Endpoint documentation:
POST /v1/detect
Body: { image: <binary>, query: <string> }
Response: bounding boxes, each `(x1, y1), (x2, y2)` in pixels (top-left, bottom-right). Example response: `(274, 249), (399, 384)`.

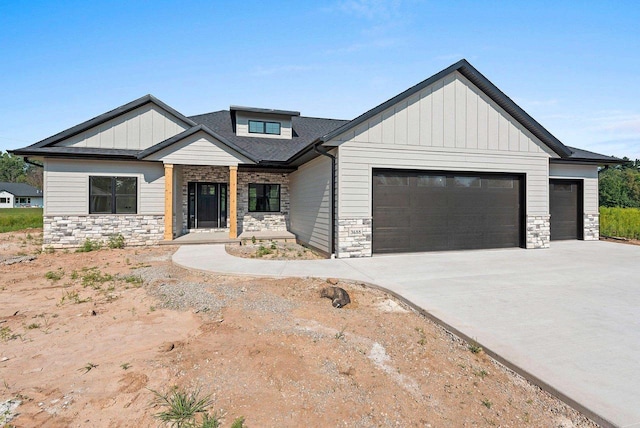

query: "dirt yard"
(0, 230), (597, 427)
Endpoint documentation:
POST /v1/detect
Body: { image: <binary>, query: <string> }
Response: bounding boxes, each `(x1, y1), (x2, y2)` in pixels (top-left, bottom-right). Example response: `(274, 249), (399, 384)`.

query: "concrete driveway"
(173, 240), (640, 428)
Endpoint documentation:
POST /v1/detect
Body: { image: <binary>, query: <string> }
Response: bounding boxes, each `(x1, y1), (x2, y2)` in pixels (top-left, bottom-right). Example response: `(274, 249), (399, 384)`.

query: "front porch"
(162, 164), (293, 243)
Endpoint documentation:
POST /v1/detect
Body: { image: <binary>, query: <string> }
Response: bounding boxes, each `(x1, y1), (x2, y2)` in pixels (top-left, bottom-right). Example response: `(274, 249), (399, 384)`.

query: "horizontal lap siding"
(44, 159), (165, 215)
(289, 155), (331, 253)
(550, 164), (599, 213)
(338, 145), (549, 217)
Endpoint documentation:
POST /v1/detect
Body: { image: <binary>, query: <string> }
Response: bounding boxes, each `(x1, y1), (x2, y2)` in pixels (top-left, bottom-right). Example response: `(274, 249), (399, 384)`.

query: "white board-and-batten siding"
(44, 159), (165, 216)
(550, 164), (599, 214)
(58, 104), (189, 151)
(289, 155), (332, 254)
(143, 131), (253, 166)
(332, 71), (554, 217)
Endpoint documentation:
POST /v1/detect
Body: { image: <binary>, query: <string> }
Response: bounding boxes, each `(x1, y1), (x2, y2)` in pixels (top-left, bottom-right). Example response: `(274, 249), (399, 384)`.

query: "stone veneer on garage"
(43, 215), (164, 248)
(526, 215), (551, 249)
(337, 217), (372, 258)
(583, 213), (599, 240)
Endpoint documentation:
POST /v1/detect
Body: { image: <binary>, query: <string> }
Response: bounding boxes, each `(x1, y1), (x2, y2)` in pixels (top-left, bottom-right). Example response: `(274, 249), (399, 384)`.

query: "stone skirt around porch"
(238, 230), (296, 243)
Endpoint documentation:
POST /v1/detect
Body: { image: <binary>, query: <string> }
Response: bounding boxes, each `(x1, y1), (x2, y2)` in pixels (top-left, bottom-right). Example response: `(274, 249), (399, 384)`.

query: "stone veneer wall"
(583, 213), (599, 240)
(526, 215), (550, 249)
(337, 217), (372, 258)
(181, 166), (230, 234)
(43, 215), (164, 248)
(237, 171), (290, 234)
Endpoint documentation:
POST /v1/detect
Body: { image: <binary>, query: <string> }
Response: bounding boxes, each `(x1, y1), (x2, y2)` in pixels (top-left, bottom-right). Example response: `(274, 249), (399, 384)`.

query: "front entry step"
(163, 230), (239, 245)
(238, 230), (296, 243)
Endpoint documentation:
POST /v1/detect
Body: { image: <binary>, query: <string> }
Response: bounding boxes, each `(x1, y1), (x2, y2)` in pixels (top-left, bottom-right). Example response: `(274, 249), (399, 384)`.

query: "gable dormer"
(231, 106), (299, 140)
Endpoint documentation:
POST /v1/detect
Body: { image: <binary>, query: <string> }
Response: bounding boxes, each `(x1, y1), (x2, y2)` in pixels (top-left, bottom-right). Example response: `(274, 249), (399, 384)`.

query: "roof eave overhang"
(10, 149), (140, 161)
(550, 157), (625, 166)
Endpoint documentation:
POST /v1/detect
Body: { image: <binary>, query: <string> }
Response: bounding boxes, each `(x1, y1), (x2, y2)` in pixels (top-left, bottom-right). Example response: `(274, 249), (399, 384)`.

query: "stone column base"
(583, 213), (599, 240)
(337, 217), (372, 258)
(526, 215), (550, 249)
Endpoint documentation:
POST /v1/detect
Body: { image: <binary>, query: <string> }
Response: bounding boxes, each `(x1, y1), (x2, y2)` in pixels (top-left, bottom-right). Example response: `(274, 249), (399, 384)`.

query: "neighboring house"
(11, 60), (619, 256)
(0, 182), (43, 208)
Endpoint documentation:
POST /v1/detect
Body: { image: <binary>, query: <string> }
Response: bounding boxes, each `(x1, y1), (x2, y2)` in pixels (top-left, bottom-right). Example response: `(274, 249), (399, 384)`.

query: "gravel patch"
(149, 281), (226, 314)
(242, 292), (296, 314)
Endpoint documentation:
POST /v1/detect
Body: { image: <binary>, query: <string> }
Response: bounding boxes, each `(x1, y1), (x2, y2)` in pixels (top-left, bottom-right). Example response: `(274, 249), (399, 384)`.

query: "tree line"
(599, 157), (640, 208)
(0, 151), (43, 189)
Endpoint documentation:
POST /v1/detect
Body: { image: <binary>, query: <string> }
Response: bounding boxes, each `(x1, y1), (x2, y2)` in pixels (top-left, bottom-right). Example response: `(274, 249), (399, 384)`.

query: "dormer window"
(248, 120), (281, 135)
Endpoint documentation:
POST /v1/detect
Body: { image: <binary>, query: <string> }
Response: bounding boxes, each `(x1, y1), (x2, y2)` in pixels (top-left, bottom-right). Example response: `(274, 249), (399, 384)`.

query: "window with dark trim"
(0, 197), (8, 203)
(248, 183), (280, 212)
(89, 176), (137, 214)
(248, 120), (281, 135)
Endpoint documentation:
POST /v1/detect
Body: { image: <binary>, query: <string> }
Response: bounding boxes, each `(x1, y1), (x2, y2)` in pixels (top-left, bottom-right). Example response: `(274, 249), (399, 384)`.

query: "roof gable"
(138, 125), (257, 165)
(319, 59), (573, 158)
(25, 95), (196, 150)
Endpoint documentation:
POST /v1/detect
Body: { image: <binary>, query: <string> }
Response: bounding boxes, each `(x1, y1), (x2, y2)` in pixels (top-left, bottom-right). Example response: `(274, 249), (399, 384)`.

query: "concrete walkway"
(173, 241), (640, 428)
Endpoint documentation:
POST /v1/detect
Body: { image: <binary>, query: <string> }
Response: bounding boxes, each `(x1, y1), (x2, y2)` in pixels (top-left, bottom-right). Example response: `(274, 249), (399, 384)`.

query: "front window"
(17, 197), (31, 204)
(248, 183), (280, 212)
(0, 197), (8, 203)
(248, 120), (281, 135)
(89, 176), (137, 214)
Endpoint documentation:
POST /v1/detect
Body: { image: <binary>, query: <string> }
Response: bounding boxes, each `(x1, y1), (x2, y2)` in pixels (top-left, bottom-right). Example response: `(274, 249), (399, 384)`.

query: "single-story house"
(0, 182), (43, 208)
(11, 60), (619, 257)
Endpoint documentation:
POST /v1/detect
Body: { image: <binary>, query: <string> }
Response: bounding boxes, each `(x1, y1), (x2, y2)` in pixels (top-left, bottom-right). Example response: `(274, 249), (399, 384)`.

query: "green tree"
(599, 157), (640, 207)
(0, 151), (43, 187)
(0, 151), (28, 182)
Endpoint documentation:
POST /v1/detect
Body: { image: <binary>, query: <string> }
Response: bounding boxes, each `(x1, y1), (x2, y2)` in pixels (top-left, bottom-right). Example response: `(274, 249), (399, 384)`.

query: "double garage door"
(373, 170), (523, 253)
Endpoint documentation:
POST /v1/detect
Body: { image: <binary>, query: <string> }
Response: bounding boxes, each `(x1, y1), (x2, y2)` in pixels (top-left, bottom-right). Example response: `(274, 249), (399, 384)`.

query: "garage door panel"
(373, 170), (522, 253)
(550, 180), (582, 240)
(412, 214), (448, 229)
(373, 209), (409, 228)
(375, 228), (411, 252)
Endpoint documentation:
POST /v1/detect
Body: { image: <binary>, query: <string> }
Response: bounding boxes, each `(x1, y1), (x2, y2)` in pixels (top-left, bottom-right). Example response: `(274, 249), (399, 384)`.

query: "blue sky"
(1, 0), (639, 160)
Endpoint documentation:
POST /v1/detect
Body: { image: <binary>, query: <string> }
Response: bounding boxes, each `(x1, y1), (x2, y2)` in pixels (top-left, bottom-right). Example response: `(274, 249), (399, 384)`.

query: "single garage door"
(550, 179), (583, 240)
(373, 170), (523, 253)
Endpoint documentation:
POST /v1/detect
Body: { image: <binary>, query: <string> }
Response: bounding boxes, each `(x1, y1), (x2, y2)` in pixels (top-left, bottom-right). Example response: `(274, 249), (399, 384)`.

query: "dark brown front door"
(550, 179), (583, 240)
(373, 170), (523, 253)
(188, 182), (227, 229)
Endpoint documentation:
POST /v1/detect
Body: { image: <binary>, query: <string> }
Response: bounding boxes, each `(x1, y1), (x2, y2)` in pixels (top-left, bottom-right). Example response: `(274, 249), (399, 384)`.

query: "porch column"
(164, 163), (174, 241)
(229, 165), (238, 239)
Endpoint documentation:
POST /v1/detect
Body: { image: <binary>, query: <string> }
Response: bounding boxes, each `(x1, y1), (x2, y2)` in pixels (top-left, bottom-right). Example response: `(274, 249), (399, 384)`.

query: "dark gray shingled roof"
(553, 146), (623, 164)
(188, 111), (348, 163)
(9, 60), (622, 165)
(0, 182), (42, 197)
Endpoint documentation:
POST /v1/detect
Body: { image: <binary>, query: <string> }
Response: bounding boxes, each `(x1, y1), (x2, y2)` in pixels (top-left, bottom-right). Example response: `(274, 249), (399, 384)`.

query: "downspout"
(313, 142), (336, 257)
